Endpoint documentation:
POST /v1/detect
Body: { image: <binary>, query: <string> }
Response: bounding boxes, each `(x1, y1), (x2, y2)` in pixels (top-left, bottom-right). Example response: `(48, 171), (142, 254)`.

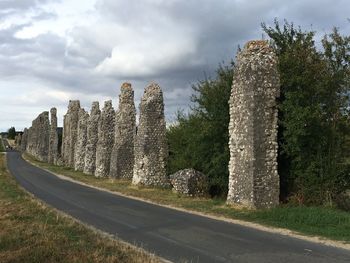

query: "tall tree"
(7, 127), (16, 140)
(262, 20), (350, 204)
(167, 63), (234, 197)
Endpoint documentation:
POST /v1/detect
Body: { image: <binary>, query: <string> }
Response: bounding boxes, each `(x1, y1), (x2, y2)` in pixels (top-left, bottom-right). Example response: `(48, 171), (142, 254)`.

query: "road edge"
(2, 152), (171, 263)
(21, 153), (350, 251)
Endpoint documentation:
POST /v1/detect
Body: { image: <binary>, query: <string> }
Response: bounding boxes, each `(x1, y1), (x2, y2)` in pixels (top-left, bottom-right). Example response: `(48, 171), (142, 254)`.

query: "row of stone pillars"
(18, 40), (280, 209)
(20, 82), (170, 188)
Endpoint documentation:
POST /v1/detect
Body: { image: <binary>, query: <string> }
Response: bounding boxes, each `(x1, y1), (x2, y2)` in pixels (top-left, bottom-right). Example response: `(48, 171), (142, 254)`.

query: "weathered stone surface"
(15, 133), (22, 147)
(61, 100), (80, 167)
(48, 107), (59, 164)
(110, 83), (136, 179)
(132, 83), (170, 187)
(20, 128), (28, 152)
(227, 40), (280, 209)
(74, 109), (89, 171)
(26, 111), (50, 162)
(84, 102), (101, 175)
(170, 169), (209, 197)
(95, 100), (115, 177)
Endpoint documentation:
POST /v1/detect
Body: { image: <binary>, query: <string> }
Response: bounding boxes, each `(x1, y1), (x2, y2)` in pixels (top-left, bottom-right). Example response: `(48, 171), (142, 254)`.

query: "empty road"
(5, 150), (350, 263)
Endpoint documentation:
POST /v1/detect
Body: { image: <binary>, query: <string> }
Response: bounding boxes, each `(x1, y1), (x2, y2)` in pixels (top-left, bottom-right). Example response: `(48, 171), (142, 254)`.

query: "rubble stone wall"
(20, 128), (28, 152)
(61, 100), (80, 167)
(110, 83), (136, 179)
(227, 40), (280, 209)
(48, 107), (59, 164)
(132, 83), (170, 187)
(74, 109), (89, 171)
(83, 102), (101, 175)
(95, 100), (115, 177)
(26, 111), (50, 162)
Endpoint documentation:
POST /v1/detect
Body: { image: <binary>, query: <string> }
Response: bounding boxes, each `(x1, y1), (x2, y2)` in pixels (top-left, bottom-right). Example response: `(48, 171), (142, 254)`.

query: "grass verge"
(0, 137), (4, 152)
(24, 153), (350, 244)
(0, 153), (161, 263)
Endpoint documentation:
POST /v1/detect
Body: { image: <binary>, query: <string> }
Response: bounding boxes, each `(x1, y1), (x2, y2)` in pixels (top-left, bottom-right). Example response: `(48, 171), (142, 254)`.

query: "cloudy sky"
(0, 0), (349, 131)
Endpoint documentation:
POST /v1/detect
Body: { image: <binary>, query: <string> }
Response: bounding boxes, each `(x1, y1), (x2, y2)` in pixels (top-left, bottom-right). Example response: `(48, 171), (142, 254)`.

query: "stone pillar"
(95, 100), (115, 177)
(61, 100), (80, 167)
(74, 108), (89, 171)
(227, 40), (280, 209)
(84, 102), (101, 175)
(26, 111), (50, 162)
(61, 113), (69, 164)
(48, 107), (58, 164)
(21, 128), (28, 152)
(110, 83), (136, 179)
(132, 83), (170, 187)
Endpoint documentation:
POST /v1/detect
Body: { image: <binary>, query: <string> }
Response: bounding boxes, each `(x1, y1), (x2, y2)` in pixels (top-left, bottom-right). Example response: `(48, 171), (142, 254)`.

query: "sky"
(0, 0), (349, 131)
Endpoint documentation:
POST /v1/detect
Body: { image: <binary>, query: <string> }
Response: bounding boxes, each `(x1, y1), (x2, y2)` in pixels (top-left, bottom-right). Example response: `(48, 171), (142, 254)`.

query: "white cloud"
(0, 0), (350, 131)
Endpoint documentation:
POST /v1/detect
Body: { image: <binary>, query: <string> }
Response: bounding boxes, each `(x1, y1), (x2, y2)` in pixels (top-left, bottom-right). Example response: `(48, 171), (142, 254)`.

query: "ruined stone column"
(110, 83), (136, 179)
(74, 108), (89, 171)
(227, 40), (280, 209)
(26, 111), (50, 162)
(84, 102), (101, 175)
(21, 128), (28, 152)
(61, 113), (69, 164)
(95, 100), (115, 177)
(61, 100), (80, 167)
(48, 107), (58, 164)
(132, 83), (170, 187)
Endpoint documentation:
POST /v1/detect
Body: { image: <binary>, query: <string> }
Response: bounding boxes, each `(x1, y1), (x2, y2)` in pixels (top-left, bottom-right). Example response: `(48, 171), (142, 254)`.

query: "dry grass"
(0, 154), (162, 263)
(23, 153), (350, 243)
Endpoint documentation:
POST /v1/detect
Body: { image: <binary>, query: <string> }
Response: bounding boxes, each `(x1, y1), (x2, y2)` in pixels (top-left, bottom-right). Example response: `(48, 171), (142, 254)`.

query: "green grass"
(0, 154), (161, 263)
(24, 153), (350, 243)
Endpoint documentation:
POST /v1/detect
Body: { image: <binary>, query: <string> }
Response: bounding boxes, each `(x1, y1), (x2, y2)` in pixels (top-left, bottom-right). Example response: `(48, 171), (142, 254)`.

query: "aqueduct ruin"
(17, 40), (280, 209)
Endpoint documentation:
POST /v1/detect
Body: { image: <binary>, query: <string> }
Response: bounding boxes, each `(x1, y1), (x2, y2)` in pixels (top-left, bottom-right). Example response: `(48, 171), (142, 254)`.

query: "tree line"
(167, 20), (350, 208)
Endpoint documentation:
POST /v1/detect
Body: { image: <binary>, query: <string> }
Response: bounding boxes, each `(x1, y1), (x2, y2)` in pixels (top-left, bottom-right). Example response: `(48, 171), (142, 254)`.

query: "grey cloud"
(1, 0), (350, 131)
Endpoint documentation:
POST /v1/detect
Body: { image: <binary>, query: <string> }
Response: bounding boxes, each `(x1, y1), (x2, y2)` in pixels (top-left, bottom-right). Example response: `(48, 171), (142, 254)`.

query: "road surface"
(5, 150), (350, 263)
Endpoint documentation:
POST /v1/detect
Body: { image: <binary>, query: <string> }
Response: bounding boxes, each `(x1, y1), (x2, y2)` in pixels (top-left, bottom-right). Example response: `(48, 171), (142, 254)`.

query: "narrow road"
(5, 150), (350, 263)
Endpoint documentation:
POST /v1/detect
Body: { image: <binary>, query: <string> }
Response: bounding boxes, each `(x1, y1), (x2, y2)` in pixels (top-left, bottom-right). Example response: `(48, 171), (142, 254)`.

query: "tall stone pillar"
(61, 100), (80, 167)
(132, 83), (170, 187)
(21, 128), (28, 152)
(110, 83), (136, 179)
(95, 100), (115, 177)
(84, 102), (101, 175)
(74, 109), (89, 171)
(26, 111), (50, 162)
(227, 40), (280, 209)
(48, 107), (58, 164)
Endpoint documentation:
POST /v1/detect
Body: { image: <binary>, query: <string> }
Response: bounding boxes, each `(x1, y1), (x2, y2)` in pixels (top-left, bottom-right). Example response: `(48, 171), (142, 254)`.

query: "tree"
(7, 127), (16, 140)
(167, 63), (234, 197)
(262, 20), (350, 204)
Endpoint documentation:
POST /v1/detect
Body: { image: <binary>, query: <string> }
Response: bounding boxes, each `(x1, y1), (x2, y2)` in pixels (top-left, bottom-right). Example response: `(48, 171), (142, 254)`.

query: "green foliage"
(167, 63), (234, 197)
(7, 127), (16, 140)
(262, 20), (350, 205)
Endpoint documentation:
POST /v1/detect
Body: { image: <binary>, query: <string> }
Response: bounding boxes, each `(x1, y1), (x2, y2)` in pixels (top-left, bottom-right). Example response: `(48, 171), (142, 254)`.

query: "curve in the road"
(5, 151), (350, 263)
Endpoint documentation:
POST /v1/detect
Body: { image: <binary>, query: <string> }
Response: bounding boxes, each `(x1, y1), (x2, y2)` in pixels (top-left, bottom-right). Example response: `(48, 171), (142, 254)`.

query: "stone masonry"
(74, 108), (89, 171)
(132, 83), (170, 187)
(21, 128), (28, 152)
(48, 107), (59, 164)
(61, 100), (80, 167)
(227, 40), (280, 209)
(95, 100), (115, 177)
(83, 102), (101, 175)
(110, 83), (136, 179)
(26, 111), (50, 162)
(170, 169), (209, 197)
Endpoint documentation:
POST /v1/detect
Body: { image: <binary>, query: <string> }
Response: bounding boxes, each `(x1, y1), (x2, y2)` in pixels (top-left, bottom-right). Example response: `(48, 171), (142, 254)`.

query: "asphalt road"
(4, 150), (350, 263)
